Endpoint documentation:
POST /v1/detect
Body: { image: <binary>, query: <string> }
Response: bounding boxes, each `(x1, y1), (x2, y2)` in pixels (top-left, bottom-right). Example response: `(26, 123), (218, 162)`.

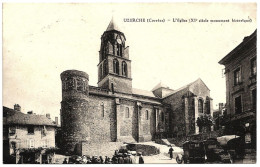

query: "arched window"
(66, 78), (75, 90)
(113, 59), (119, 75)
(102, 44), (106, 60)
(103, 60), (108, 75)
(77, 78), (84, 91)
(161, 112), (164, 122)
(206, 99), (210, 114)
(117, 43), (123, 57)
(198, 99), (203, 113)
(146, 110), (149, 120)
(122, 61), (127, 77)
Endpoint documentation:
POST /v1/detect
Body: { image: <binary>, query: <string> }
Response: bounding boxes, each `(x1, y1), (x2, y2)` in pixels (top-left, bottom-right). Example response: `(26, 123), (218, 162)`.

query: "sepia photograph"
(2, 2), (257, 164)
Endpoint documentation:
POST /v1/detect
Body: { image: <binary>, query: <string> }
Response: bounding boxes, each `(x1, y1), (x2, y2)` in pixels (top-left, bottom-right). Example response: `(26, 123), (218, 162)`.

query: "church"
(60, 19), (213, 155)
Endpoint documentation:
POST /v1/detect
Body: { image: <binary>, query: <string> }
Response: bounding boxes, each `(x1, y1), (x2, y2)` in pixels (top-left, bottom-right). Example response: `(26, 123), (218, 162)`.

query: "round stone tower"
(60, 70), (89, 154)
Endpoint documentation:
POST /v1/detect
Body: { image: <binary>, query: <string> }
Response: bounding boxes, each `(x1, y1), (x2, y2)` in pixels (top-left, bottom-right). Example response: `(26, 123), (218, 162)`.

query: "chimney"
(55, 117), (58, 125)
(14, 104), (21, 112)
(27, 111), (33, 114)
(46, 113), (51, 119)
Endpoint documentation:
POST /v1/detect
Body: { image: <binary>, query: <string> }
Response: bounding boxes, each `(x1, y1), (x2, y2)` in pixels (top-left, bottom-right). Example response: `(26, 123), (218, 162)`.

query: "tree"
(196, 114), (214, 133)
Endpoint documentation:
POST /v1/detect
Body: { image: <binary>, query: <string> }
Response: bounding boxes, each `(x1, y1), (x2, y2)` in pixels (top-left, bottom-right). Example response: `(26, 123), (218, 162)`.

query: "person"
(107, 158), (112, 164)
(99, 156), (104, 164)
(118, 154), (124, 164)
(91, 156), (98, 164)
(104, 156), (109, 164)
(87, 158), (92, 164)
(129, 153), (136, 164)
(168, 146), (174, 160)
(112, 155), (118, 164)
(62, 158), (68, 164)
(82, 155), (87, 164)
(123, 153), (128, 164)
(138, 153), (144, 164)
(114, 149), (119, 156)
(127, 153), (132, 164)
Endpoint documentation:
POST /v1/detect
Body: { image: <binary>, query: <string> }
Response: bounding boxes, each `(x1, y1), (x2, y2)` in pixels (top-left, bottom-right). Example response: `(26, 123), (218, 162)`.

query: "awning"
(217, 135), (240, 146)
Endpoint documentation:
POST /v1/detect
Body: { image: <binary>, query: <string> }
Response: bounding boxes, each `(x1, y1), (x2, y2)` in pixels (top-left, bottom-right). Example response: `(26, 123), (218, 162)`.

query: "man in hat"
(138, 153), (144, 164)
(112, 155), (118, 164)
(62, 158), (68, 164)
(168, 146), (174, 160)
(118, 153), (124, 164)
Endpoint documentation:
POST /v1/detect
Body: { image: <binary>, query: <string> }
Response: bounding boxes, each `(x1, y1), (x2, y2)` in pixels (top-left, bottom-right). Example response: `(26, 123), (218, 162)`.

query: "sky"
(2, 3), (257, 120)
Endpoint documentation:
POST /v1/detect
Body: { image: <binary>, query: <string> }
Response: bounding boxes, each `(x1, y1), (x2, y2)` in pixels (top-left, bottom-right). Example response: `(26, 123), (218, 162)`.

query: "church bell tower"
(97, 18), (132, 94)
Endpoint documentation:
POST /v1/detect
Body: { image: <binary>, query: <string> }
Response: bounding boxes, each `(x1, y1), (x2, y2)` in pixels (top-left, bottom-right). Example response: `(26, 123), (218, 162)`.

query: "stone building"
(3, 104), (57, 164)
(60, 19), (213, 155)
(219, 30), (256, 150)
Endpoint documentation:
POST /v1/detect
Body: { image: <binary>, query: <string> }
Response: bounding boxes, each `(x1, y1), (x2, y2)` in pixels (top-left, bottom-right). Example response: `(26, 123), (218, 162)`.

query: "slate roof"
(163, 78), (207, 98)
(106, 17), (121, 32)
(132, 88), (157, 98)
(151, 82), (170, 91)
(3, 106), (56, 126)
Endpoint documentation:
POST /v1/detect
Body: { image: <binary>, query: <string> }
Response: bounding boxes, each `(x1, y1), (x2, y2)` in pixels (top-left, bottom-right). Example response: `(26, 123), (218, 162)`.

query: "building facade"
(219, 30), (256, 150)
(3, 105), (57, 164)
(60, 19), (214, 155)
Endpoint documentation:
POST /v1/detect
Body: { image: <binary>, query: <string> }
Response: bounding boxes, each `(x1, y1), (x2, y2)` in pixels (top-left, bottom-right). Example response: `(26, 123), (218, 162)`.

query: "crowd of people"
(62, 150), (144, 164)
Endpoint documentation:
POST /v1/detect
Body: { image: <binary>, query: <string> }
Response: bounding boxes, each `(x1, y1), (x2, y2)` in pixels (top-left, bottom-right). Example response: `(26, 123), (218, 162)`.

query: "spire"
(106, 17), (121, 32)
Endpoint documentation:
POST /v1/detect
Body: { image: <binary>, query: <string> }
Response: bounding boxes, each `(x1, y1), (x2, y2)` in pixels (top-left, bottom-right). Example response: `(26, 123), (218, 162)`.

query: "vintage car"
(176, 140), (205, 164)
(203, 138), (232, 163)
(177, 138), (233, 164)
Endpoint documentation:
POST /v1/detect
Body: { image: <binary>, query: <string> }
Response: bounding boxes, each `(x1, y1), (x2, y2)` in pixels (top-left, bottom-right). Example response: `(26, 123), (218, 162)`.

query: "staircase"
(155, 138), (175, 147)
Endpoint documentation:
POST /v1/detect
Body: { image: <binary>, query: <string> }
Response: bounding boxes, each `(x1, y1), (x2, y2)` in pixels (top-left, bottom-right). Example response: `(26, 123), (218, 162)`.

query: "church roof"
(151, 82), (170, 91)
(163, 78), (207, 98)
(106, 17), (121, 32)
(132, 88), (157, 98)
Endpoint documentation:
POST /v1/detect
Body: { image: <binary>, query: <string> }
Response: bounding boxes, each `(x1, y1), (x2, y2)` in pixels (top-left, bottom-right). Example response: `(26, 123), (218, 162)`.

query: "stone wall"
(8, 125), (55, 149)
(82, 141), (123, 157)
(163, 87), (189, 136)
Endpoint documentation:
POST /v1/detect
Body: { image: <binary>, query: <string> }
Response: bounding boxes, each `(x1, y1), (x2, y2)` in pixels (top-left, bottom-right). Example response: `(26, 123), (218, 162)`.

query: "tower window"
(146, 110), (149, 120)
(122, 61), (127, 77)
(198, 99), (203, 113)
(66, 78), (75, 90)
(113, 59), (119, 75)
(103, 60), (108, 75)
(77, 78), (84, 91)
(117, 43), (123, 57)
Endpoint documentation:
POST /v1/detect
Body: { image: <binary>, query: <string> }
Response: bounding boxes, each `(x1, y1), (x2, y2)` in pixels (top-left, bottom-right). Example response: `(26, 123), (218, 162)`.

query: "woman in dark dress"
(169, 146), (174, 159)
